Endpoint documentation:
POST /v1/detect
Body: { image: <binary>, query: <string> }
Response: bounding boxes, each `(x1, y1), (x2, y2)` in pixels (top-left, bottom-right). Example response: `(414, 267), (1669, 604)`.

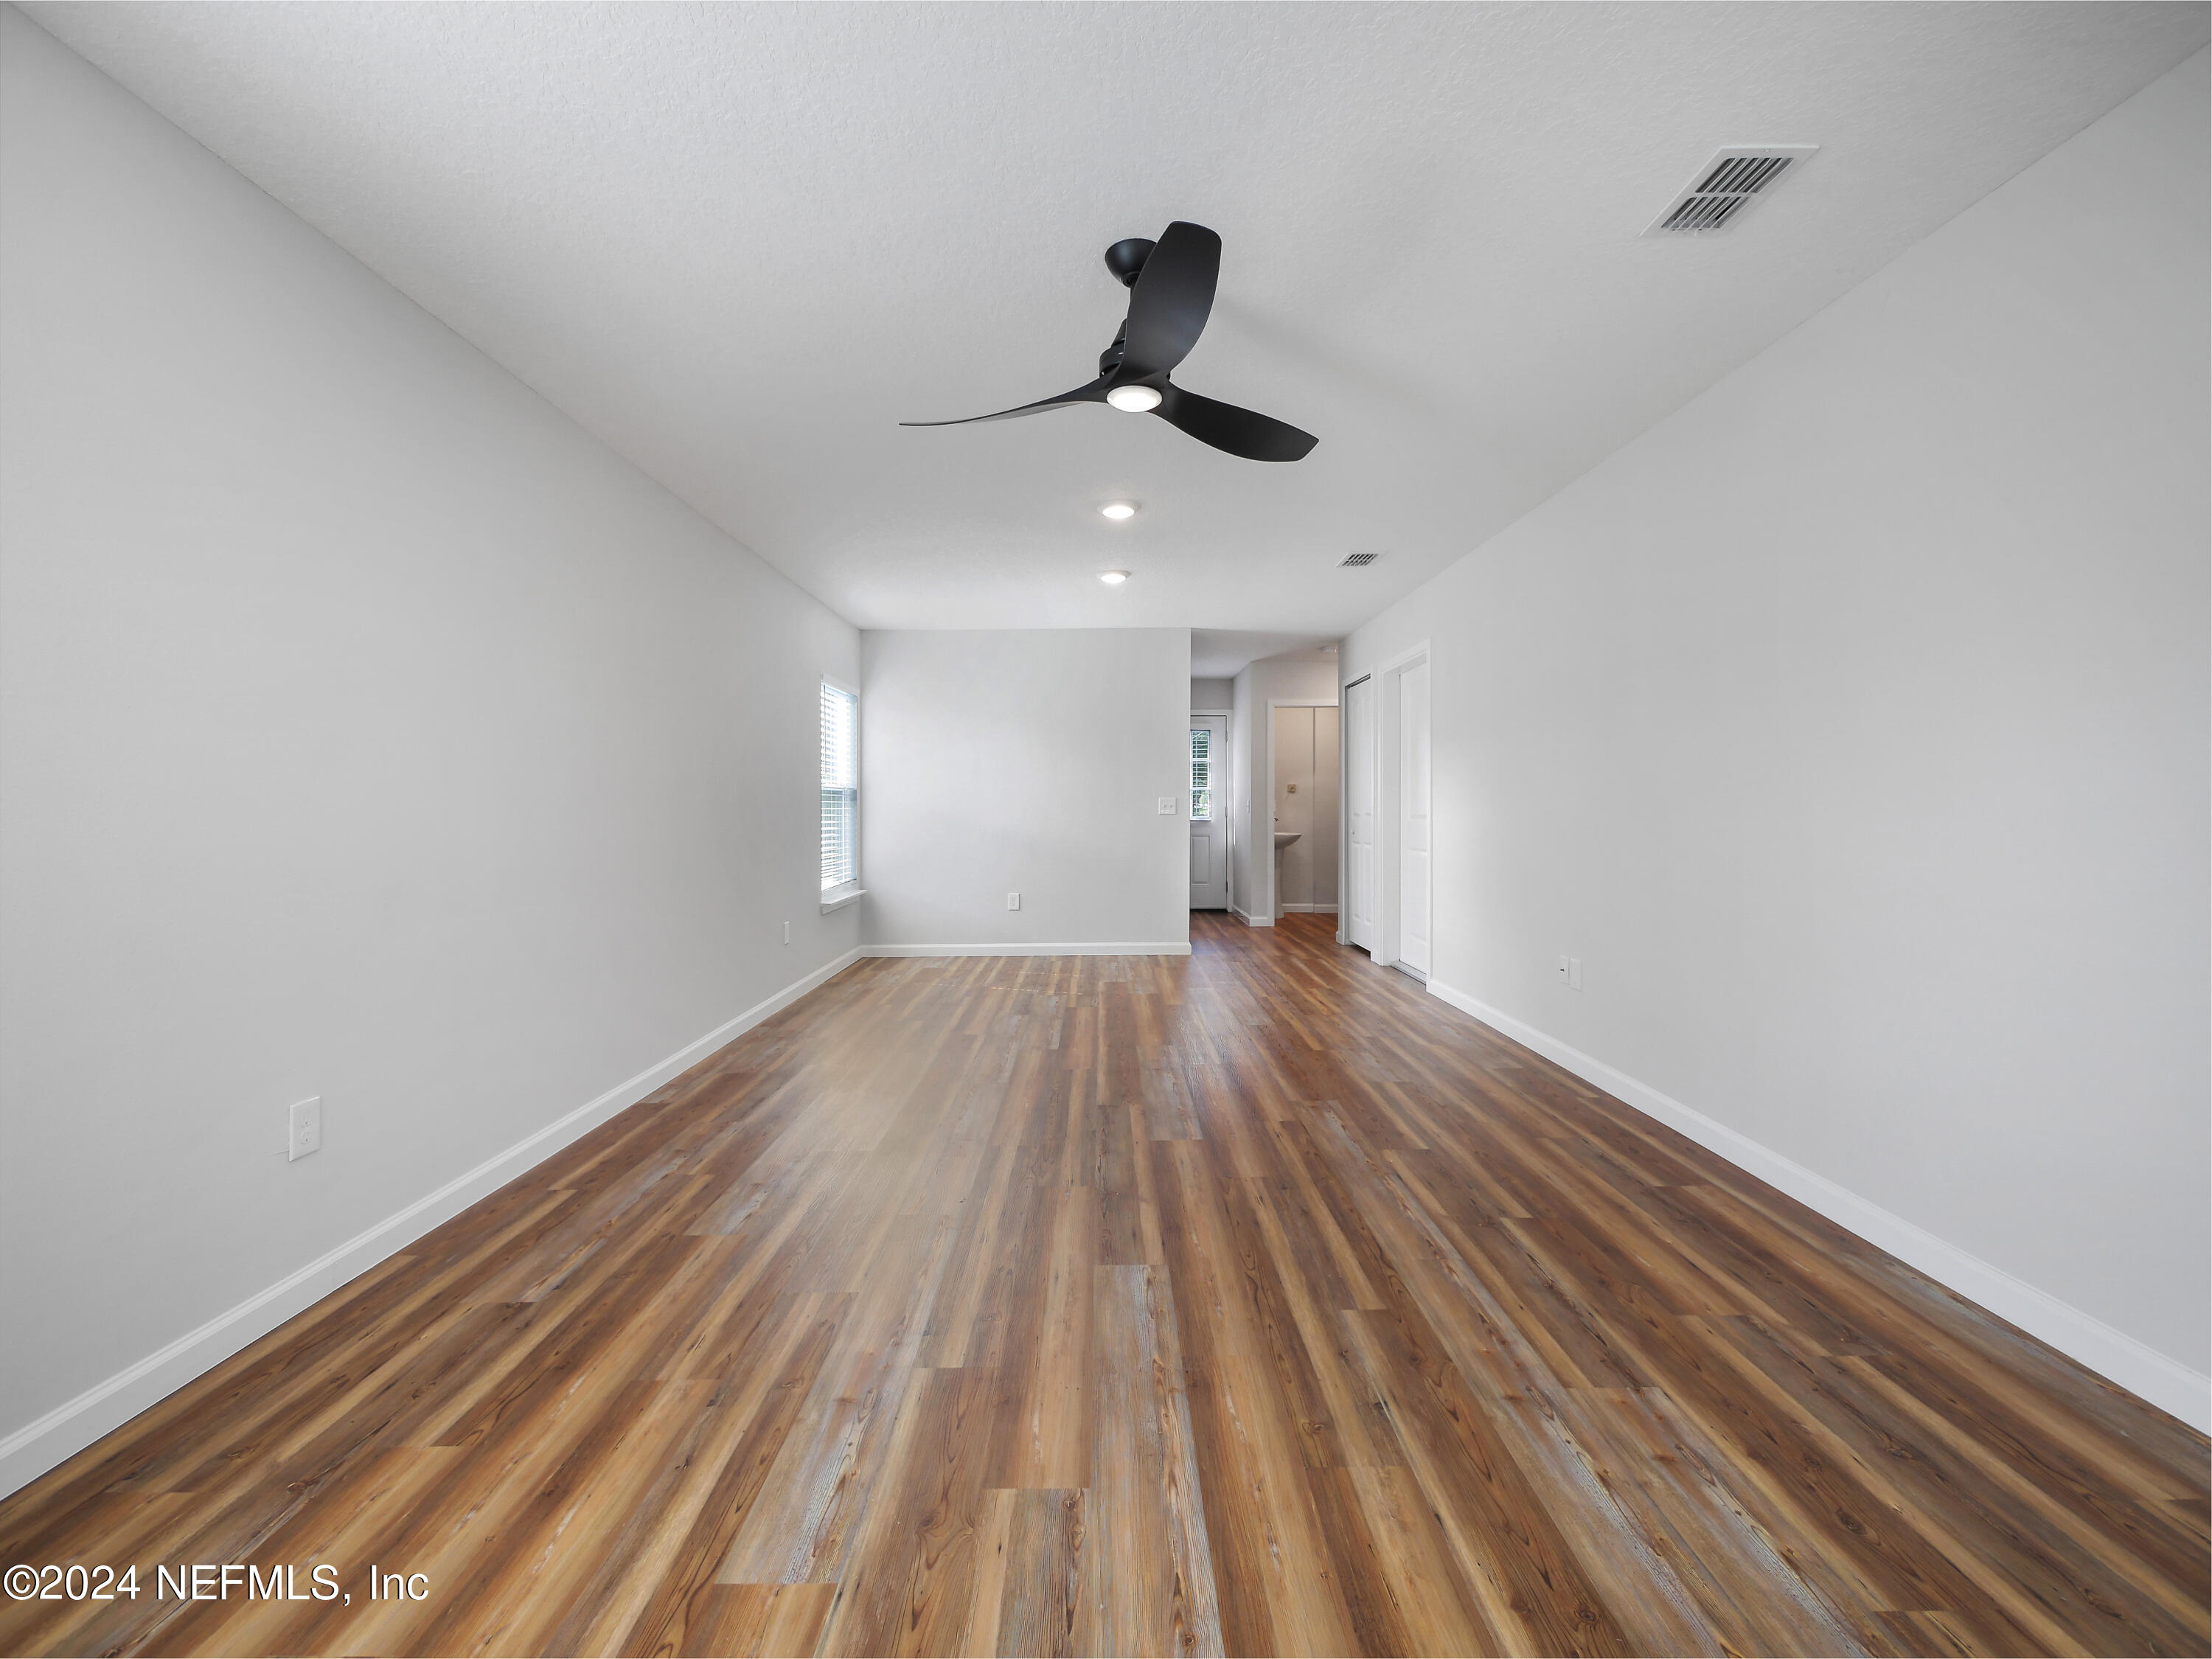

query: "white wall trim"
(0, 945), (866, 1500)
(1281, 902), (1339, 914)
(1424, 978), (2212, 1433)
(1229, 905), (1275, 929)
(862, 942), (1192, 957)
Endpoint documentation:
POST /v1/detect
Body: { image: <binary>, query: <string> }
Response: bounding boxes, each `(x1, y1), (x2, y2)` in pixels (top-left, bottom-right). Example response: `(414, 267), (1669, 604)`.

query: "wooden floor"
(2, 914), (2205, 1658)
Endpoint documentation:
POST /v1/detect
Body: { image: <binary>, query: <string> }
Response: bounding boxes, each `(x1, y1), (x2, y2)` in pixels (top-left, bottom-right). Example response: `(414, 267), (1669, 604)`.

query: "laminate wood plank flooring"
(2, 913), (2204, 1656)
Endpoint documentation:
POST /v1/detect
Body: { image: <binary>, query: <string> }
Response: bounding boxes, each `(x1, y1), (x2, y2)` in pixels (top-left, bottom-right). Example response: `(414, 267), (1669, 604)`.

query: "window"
(1190, 726), (1211, 820)
(820, 681), (858, 894)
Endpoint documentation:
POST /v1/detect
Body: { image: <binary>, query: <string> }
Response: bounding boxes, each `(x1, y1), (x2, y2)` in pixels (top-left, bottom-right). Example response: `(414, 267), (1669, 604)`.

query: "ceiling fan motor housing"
(1104, 237), (1155, 288)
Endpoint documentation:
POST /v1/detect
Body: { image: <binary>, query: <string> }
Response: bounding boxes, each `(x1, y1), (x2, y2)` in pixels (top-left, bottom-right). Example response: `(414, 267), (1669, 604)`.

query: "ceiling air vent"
(1646, 146), (1817, 235)
(1340, 552), (1382, 568)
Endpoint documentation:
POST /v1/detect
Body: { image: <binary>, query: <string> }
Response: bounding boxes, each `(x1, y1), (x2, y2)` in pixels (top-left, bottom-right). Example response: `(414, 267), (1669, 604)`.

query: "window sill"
(819, 886), (866, 914)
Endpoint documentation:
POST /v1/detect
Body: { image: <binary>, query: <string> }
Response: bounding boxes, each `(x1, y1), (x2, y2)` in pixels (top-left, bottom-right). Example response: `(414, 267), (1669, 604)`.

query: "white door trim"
(1265, 697), (1338, 923)
(1359, 641), (1431, 973)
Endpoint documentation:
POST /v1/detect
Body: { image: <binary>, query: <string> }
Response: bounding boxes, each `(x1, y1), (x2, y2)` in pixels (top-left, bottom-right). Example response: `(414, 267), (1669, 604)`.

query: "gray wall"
(860, 629), (1192, 950)
(1345, 52), (2210, 1387)
(1, 10), (860, 1474)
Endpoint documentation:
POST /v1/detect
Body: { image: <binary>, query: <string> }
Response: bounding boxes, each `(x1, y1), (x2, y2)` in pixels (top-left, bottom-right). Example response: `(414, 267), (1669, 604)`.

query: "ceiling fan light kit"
(902, 221), (1318, 462)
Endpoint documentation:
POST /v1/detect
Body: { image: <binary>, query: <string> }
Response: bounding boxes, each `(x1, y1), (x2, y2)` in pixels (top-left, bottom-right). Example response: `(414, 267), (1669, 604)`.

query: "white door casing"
(1344, 676), (1377, 949)
(1189, 714), (1228, 910)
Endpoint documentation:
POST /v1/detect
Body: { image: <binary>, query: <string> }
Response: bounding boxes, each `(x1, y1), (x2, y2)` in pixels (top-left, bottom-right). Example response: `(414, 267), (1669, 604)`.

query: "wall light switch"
(288, 1096), (322, 1162)
(1569, 957), (1583, 991)
(1557, 954), (1570, 983)
(782, 921), (791, 945)
(1158, 796), (1176, 815)
(1007, 891), (1020, 911)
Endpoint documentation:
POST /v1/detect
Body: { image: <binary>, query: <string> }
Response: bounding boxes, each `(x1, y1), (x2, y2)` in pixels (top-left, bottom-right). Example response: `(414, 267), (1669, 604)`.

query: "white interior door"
(1189, 714), (1228, 910)
(1345, 678), (1376, 948)
(1397, 661), (1431, 975)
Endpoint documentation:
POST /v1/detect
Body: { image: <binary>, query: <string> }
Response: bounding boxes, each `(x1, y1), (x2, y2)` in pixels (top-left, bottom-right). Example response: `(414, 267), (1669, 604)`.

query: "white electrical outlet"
(782, 920), (791, 944)
(1007, 891), (1020, 911)
(1158, 796), (1176, 815)
(288, 1096), (322, 1162)
(1569, 957), (1583, 991)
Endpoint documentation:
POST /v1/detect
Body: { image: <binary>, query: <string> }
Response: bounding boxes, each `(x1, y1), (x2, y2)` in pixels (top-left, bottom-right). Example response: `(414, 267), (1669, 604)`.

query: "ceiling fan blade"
(901, 378), (1108, 427)
(1154, 384), (1317, 462)
(1120, 221), (1220, 377)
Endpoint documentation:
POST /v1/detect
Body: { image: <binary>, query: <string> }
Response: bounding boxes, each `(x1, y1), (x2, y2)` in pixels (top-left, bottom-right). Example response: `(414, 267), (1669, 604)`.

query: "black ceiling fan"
(902, 221), (1318, 462)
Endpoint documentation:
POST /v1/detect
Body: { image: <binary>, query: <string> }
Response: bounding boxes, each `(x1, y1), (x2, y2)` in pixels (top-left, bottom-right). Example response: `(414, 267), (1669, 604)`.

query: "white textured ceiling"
(24, 2), (2208, 636)
(1192, 630), (1341, 679)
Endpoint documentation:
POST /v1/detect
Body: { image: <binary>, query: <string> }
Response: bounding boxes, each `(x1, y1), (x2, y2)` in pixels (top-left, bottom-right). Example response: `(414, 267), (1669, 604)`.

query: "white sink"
(1273, 832), (1301, 850)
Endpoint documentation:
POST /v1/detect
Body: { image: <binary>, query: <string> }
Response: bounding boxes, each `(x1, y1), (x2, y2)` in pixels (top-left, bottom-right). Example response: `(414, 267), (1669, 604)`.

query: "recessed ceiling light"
(1099, 501), (1137, 521)
(1099, 570), (1130, 585)
(1105, 385), (1163, 413)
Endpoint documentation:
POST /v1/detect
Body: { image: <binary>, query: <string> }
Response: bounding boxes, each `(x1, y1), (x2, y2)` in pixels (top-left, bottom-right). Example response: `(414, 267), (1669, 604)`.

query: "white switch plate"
(1557, 953), (1570, 983)
(1158, 796), (1176, 815)
(288, 1096), (322, 1162)
(782, 920), (791, 944)
(1006, 891), (1020, 910)
(1569, 957), (1583, 991)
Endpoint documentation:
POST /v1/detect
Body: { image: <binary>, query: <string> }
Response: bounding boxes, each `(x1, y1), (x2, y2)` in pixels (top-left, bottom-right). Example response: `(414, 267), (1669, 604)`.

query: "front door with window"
(1189, 715), (1228, 909)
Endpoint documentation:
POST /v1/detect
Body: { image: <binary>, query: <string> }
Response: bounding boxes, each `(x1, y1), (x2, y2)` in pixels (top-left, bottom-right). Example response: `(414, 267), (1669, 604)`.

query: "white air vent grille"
(1646, 146), (1817, 235)
(1340, 552), (1382, 567)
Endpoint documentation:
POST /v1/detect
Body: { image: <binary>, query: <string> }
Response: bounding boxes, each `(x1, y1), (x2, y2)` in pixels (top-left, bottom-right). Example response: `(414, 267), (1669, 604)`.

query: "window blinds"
(1189, 726), (1211, 820)
(820, 682), (858, 890)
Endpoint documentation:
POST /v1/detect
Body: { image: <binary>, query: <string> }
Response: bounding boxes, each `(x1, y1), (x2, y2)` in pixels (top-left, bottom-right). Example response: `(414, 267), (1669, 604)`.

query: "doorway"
(1271, 704), (1340, 918)
(1189, 713), (1228, 910)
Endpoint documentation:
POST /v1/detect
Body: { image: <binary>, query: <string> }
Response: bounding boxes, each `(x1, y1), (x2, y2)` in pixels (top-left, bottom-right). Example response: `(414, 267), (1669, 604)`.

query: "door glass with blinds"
(1189, 714), (1228, 909)
(1189, 726), (1213, 820)
(820, 681), (858, 893)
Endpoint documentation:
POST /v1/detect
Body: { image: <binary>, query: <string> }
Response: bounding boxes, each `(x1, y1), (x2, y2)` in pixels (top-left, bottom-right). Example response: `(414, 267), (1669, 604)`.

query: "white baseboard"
(1425, 979), (2211, 1433)
(1281, 903), (1339, 914)
(1230, 905), (1274, 928)
(862, 942), (1192, 957)
(0, 946), (866, 1500)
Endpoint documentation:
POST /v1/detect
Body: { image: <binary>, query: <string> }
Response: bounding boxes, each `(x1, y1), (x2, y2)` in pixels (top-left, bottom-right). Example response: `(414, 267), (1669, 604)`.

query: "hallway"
(1, 914), (2203, 1656)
